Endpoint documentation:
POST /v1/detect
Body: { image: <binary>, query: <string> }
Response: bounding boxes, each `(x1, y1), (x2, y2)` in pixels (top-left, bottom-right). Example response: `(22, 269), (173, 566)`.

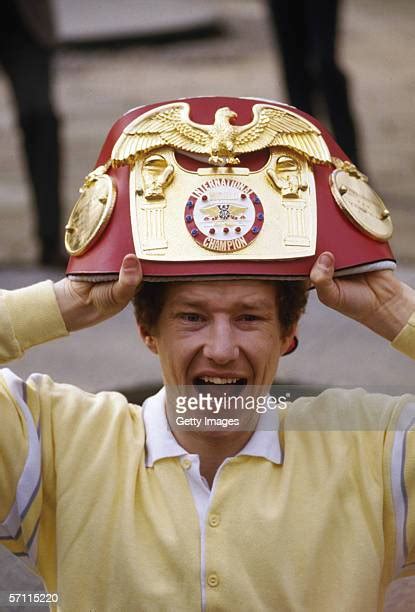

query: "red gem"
(209, 228), (215, 234)
(241, 193), (247, 200)
(223, 227), (229, 234)
(202, 194), (208, 201)
(235, 227), (241, 233)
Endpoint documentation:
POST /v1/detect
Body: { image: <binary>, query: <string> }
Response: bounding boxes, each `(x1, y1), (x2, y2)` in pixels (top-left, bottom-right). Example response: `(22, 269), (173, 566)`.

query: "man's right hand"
(53, 254), (143, 332)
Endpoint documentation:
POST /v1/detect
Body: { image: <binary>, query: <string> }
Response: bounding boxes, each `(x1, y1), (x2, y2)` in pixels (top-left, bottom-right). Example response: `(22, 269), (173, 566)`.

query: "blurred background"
(0, 0), (414, 607)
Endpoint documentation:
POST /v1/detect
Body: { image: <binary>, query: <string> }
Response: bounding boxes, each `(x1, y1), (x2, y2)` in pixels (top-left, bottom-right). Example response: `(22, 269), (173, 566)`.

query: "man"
(1, 97), (415, 610)
(0, 0), (62, 266)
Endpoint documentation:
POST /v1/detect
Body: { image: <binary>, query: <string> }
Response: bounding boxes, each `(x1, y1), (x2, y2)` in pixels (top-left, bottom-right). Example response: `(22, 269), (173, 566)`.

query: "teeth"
(201, 376), (238, 384)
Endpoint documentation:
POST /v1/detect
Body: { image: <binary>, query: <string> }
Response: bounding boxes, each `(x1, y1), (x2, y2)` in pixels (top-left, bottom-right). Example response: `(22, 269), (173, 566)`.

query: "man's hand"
(310, 252), (415, 341)
(54, 254), (143, 332)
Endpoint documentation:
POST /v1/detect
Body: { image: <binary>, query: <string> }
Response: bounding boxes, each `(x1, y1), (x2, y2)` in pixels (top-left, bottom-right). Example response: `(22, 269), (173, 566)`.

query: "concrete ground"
(1, 0), (415, 608)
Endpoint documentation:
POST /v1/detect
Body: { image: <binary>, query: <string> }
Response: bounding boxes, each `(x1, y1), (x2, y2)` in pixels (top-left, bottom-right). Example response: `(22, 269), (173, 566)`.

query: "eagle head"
(215, 107), (238, 124)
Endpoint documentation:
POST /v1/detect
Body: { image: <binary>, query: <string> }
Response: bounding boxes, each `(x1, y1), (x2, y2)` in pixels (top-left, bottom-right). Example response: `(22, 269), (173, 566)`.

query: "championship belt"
(65, 97), (394, 281)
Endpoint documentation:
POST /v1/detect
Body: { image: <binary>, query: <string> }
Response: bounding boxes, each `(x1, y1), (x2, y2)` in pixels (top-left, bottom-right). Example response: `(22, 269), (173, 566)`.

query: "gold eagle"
(200, 202), (248, 220)
(111, 102), (331, 167)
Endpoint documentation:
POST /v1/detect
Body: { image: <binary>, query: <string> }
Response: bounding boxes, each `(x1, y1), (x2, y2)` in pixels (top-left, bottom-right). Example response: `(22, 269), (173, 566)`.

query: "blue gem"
(187, 201), (194, 208)
(191, 228), (198, 236)
(252, 226), (259, 234)
(254, 197), (260, 205)
(257, 213), (264, 221)
(185, 215), (193, 223)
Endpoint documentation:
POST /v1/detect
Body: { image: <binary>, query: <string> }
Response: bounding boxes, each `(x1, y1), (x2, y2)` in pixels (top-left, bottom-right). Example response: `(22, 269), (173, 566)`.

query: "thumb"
(310, 252), (340, 307)
(113, 254), (143, 304)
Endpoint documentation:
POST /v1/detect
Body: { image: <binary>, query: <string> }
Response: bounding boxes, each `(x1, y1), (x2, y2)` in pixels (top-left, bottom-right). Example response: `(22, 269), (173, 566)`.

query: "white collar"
(142, 387), (283, 467)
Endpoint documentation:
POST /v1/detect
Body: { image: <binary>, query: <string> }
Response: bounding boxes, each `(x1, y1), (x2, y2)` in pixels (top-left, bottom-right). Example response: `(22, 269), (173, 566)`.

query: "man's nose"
(203, 320), (239, 364)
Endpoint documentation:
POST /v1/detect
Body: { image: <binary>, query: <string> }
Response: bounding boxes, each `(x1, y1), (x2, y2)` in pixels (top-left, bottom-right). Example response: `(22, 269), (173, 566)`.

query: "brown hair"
(132, 280), (308, 336)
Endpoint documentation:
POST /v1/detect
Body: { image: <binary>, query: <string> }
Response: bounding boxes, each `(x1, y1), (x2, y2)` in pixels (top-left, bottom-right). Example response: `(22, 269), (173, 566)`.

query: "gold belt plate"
(129, 147), (318, 261)
(330, 167), (393, 241)
(65, 167), (116, 256)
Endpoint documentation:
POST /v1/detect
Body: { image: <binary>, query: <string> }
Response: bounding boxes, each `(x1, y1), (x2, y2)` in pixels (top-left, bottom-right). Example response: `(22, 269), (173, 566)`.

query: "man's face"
(141, 280), (295, 389)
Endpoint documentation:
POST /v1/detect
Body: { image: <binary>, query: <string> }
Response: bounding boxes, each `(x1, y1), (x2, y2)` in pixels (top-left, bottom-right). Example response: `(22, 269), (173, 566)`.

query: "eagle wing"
(229, 203), (248, 216)
(111, 102), (211, 165)
(234, 104), (331, 164)
(200, 204), (221, 217)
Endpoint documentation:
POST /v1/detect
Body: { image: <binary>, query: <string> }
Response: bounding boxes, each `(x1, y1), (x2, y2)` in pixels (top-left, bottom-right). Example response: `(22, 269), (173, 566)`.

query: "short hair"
(132, 280), (308, 337)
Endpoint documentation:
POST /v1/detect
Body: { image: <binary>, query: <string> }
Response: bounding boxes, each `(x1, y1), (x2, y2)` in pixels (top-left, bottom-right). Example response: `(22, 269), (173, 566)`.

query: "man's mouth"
(192, 376), (248, 391)
(195, 376), (246, 384)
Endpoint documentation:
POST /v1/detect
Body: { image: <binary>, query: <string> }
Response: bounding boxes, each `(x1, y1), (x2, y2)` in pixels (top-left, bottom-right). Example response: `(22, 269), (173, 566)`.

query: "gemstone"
(185, 215), (193, 223)
(191, 228), (198, 236)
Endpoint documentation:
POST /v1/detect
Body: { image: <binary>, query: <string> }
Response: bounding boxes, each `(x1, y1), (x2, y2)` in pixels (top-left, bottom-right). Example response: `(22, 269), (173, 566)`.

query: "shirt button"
(181, 458), (192, 470)
(208, 513), (220, 527)
(207, 573), (219, 588)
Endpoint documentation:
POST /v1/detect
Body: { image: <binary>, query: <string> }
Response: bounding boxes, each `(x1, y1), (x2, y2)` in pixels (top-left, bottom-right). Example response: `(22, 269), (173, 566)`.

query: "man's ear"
(138, 325), (159, 355)
(280, 323), (298, 356)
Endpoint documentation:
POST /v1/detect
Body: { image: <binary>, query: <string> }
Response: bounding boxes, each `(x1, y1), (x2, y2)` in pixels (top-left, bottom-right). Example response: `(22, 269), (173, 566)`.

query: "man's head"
(133, 279), (307, 388)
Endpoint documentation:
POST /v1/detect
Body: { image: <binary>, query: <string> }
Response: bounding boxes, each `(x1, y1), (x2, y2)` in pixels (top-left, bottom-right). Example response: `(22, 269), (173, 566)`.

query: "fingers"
(113, 254), (143, 305)
(310, 252), (340, 307)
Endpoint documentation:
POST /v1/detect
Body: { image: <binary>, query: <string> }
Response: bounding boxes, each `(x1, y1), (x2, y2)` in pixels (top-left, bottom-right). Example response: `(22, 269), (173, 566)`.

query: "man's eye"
(179, 313), (203, 322)
(239, 314), (259, 322)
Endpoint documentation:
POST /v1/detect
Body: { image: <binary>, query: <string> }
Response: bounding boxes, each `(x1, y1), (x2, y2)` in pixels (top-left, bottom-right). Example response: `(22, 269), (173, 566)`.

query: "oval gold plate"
(330, 168), (393, 241)
(65, 169), (116, 256)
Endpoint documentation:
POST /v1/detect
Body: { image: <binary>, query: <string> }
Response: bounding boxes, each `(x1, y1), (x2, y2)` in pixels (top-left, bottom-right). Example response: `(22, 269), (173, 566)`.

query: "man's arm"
(54, 254), (142, 332)
(0, 255), (142, 364)
(0, 281), (68, 363)
(310, 252), (415, 351)
(0, 254), (142, 564)
(310, 252), (415, 580)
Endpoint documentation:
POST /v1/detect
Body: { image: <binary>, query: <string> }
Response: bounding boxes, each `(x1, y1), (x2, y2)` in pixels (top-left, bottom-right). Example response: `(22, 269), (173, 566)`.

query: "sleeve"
(391, 311), (415, 360)
(387, 309), (415, 565)
(383, 396), (415, 579)
(0, 281), (68, 562)
(401, 424), (415, 577)
(0, 281), (68, 364)
(0, 370), (43, 562)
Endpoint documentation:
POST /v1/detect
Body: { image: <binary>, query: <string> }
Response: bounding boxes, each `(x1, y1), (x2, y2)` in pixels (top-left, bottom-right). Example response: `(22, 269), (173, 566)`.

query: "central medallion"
(184, 177), (264, 252)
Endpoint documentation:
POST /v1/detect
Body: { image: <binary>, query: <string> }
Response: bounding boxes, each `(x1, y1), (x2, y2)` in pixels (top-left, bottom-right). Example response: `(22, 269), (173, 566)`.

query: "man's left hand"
(310, 252), (415, 341)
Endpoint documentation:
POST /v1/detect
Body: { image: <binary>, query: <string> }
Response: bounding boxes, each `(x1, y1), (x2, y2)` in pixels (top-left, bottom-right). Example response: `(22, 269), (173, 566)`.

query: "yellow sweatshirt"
(1, 281), (415, 611)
